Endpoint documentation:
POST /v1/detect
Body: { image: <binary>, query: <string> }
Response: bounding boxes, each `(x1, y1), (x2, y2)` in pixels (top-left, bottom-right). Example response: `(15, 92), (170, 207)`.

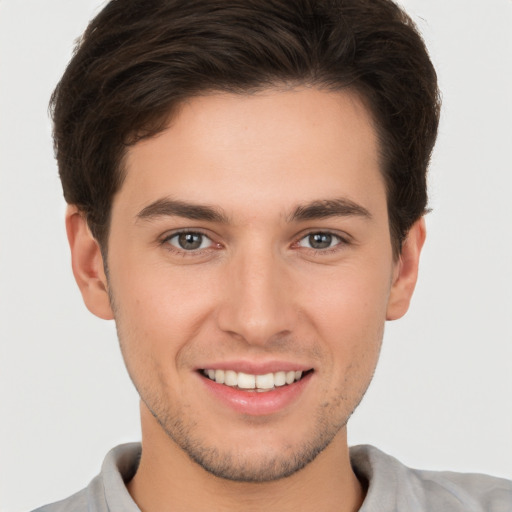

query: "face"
(72, 87), (421, 482)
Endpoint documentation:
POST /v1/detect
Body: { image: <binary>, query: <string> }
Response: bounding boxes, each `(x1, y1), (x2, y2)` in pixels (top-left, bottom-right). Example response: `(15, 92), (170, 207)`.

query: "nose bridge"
(217, 240), (293, 344)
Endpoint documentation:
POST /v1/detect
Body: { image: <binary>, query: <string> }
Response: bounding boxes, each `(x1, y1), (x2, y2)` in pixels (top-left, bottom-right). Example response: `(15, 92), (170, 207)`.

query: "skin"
(67, 87), (425, 512)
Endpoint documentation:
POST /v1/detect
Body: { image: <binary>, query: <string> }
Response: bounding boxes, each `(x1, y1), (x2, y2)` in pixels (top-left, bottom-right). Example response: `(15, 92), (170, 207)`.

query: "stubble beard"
(109, 288), (380, 483)
(142, 390), (353, 483)
(116, 336), (377, 483)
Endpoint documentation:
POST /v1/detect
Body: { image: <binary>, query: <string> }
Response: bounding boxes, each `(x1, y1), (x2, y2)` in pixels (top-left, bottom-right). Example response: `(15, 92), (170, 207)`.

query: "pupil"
(178, 232), (202, 250)
(309, 233), (332, 249)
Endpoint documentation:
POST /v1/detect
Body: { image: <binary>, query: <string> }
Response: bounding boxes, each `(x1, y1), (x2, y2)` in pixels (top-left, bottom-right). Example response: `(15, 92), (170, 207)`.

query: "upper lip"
(196, 360), (313, 375)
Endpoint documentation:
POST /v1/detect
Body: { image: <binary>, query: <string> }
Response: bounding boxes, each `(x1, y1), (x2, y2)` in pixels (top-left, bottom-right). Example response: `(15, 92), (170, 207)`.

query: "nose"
(216, 245), (296, 346)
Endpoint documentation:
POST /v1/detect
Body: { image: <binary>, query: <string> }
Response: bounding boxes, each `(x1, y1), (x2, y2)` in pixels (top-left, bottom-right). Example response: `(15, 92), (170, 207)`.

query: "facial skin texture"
(67, 87), (424, 512)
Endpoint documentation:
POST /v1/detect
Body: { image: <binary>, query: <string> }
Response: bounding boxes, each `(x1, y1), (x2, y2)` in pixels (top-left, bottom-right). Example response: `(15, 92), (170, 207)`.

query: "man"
(32, 0), (511, 511)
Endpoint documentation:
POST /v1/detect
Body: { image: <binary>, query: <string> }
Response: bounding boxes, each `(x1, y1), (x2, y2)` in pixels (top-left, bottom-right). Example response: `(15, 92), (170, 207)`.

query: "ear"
(386, 218), (426, 321)
(66, 205), (114, 320)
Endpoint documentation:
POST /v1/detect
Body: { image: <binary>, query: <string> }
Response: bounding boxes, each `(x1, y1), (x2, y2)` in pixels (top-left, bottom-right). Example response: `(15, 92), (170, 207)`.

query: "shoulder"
(30, 482), (98, 512)
(29, 443), (141, 512)
(350, 445), (512, 512)
(412, 466), (512, 511)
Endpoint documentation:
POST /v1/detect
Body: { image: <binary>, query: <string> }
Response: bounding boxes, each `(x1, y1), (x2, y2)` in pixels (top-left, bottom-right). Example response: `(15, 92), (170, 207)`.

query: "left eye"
(298, 232), (342, 250)
(166, 232), (213, 251)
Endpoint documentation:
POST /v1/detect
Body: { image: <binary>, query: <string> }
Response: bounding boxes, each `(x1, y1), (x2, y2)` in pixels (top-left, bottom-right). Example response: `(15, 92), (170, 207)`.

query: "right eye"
(165, 231), (214, 251)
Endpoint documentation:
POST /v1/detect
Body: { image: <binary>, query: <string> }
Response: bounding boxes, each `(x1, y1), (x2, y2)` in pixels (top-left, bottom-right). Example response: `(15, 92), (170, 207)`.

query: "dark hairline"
(92, 83), (407, 260)
(51, 0), (440, 262)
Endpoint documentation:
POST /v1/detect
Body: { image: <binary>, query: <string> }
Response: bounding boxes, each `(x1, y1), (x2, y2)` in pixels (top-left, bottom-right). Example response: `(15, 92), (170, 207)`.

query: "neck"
(127, 406), (364, 512)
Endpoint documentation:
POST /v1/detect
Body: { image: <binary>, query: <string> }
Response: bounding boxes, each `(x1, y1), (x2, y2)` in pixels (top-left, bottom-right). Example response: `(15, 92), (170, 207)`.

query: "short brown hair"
(50, 0), (440, 255)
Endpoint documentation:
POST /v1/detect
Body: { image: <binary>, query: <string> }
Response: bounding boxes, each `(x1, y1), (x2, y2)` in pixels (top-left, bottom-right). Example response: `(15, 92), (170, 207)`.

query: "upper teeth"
(203, 369), (303, 390)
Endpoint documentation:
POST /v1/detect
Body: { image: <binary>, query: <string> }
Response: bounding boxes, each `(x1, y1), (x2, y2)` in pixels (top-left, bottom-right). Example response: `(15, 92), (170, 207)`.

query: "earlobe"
(66, 205), (114, 320)
(386, 218), (426, 321)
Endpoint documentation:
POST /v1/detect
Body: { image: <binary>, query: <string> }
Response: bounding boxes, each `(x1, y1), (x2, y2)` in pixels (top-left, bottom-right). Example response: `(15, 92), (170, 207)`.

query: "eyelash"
(161, 230), (219, 256)
(294, 231), (349, 254)
(160, 230), (350, 256)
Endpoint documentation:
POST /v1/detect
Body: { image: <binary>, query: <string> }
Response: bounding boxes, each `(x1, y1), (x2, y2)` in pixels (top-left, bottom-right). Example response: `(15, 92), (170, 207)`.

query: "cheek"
(302, 260), (391, 327)
(109, 259), (219, 364)
(298, 261), (391, 368)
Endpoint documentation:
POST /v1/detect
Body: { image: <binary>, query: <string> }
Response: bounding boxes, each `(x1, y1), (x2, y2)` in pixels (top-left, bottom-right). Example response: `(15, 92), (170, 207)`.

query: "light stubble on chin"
(110, 282), (382, 483)
(117, 336), (379, 482)
(144, 394), (350, 483)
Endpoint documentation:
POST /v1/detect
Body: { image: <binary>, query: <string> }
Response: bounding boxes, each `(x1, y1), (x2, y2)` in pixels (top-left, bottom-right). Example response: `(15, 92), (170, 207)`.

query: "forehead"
(118, 87), (385, 221)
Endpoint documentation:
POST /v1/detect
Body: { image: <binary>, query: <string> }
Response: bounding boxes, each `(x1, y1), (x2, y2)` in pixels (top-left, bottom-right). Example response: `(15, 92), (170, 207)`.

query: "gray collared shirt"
(32, 443), (512, 511)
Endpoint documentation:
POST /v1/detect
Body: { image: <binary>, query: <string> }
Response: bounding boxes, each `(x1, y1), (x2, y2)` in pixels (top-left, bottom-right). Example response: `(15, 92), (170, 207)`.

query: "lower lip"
(200, 372), (313, 416)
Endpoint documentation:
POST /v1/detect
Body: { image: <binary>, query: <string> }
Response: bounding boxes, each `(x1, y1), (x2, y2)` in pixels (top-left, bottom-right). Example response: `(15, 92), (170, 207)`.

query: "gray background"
(1, 1), (511, 510)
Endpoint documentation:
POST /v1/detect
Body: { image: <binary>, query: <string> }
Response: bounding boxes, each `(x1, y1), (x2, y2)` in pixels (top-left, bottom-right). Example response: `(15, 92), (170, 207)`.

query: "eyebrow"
(289, 198), (372, 222)
(136, 198), (229, 223)
(136, 197), (371, 224)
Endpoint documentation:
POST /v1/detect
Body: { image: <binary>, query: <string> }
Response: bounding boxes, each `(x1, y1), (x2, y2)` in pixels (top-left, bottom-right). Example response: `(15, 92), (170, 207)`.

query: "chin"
(155, 406), (348, 482)
(180, 437), (333, 482)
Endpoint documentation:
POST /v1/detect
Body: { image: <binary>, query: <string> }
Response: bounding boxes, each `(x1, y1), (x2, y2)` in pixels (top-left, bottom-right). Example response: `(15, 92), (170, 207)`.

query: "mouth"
(200, 368), (313, 392)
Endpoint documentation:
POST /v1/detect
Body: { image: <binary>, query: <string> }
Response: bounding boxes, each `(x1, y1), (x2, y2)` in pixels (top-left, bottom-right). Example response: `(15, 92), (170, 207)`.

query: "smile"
(201, 369), (307, 392)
